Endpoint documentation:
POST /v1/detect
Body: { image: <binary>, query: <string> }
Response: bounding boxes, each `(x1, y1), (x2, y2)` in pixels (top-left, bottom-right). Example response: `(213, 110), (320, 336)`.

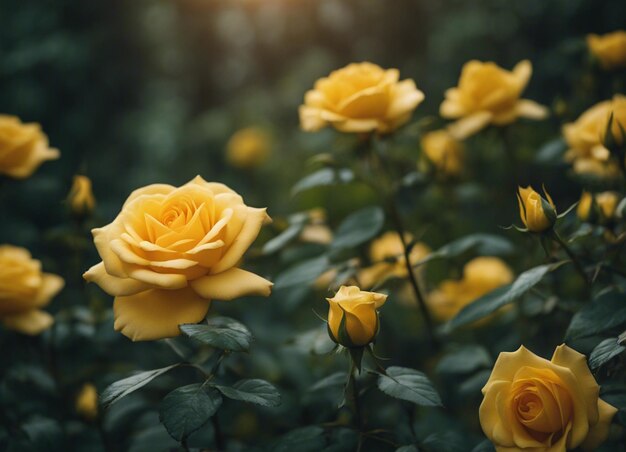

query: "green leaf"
(435, 346), (492, 376)
(589, 338), (625, 369)
(534, 138), (567, 163)
(159, 384), (222, 442)
(423, 431), (467, 452)
(271, 426), (327, 452)
(309, 372), (348, 392)
(566, 292), (626, 339)
(447, 262), (565, 330)
(291, 168), (354, 196)
(330, 206), (384, 251)
(101, 364), (179, 408)
(274, 255), (330, 289)
(395, 446), (419, 452)
(472, 439), (496, 452)
(414, 234), (513, 267)
(377, 366), (442, 407)
(180, 317), (252, 352)
(263, 223), (306, 255)
(213, 379), (281, 407)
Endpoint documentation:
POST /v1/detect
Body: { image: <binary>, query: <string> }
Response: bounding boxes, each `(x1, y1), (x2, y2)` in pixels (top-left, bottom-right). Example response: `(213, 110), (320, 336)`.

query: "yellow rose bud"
(587, 31), (626, 70)
(420, 129), (464, 176)
(577, 191), (593, 221)
(226, 127), (271, 169)
(596, 191), (620, 219)
(441, 60), (548, 139)
(517, 185), (556, 232)
(0, 245), (64, 335)
(480, 344), (617, 451)
(299, 62), (424, 134)
(326, 285), (387, 347)
(563, 95), (626, 178)
(299, 208), (333, 245)
(76, 383), (98, 420)
(83, 176), (273, 341)
(427, 257), (513, 322)
(0, 115), (60, 179)
(358, 231), (430, 289)
(67, 175), (96, 217)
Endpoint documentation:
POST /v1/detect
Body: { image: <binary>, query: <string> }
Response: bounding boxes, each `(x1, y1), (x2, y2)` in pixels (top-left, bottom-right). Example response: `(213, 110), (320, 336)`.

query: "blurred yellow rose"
(0, 245), (64, 335)
(440, 60), (548, 139)
(480, 344), (617, 451)
(76, 383), (98, 420)
(299, 208), (333, 245)
(0, 115), (60, 179)
(563, 95), (626, 178)
(326, 285), (387, 347)
(420, 129), (464, 176)
(577, 191), (620, 223)
(67, 175), (96, 216)
(517, 185), (556, 232)
(427, 257), (513, 322)
(299, 62), (424, 134)
(226, 127), (272, 169)
(358, 231), (430, 289)
(587, 31), (626, 69)
(83, 176), (273, 341)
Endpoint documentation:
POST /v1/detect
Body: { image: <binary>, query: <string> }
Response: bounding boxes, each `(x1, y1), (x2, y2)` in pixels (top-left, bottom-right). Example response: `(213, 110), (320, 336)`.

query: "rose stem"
(348, 360), (364, 452)
(552, 232), (590, 288)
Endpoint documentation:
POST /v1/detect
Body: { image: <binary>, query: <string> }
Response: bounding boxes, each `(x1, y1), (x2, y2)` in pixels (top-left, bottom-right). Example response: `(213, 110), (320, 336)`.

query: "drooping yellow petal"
(190, 267), (273, 301)
(2, 309), (54, 335)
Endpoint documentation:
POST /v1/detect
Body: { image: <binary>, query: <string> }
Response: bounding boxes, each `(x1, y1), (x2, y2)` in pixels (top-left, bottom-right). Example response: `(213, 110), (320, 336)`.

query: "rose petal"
(2, 309), (54, 335)
(447, 111), (493, 140)
(83, 262), (152, 296)
(516, 99), (550, 120)
(581, 399), (618, 451)
(33, 273), (65, 306)
(113, 287), (211, 341)
(190, 267), (272, 300)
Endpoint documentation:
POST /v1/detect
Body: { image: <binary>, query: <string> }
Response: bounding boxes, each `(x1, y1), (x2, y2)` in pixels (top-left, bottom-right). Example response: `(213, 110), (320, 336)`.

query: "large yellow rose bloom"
(587, 31), (626, 70)
(83, 176), (273, 341)
(358, 231), (430, 289)
(480, 344), (617, 451)
(440, 60), (548, 139)
(420, 129), (464, 176)
(563, 95), (626, 178)
(326, 285), (387, 347)
(427, 257), (513, 322)
(0, 115), (60, 179)
(0, 245), (64, 335)
(299, 62), (424, 134)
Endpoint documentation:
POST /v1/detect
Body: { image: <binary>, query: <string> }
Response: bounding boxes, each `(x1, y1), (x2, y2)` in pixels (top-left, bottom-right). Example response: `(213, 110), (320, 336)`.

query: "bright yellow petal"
(190, 267), (272, 301)
(83, 262), (153, 296)
(581, 399), (618, 451)
(33, 273), (64, 306)
(516, 99), (550, 120)
(2, 309), (54, 335)
(122, 183), (175, 208)
(447, 111), (493, 139)
(113, 287), (210, 341)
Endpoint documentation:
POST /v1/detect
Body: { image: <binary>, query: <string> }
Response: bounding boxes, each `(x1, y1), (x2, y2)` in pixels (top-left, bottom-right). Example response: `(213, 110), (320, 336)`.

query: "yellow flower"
(326, 285), (387, 347)
(300, 208), (333, 245)
(0, 115), (60, 179)
(587, 31), (626, 70)
(358, 231), (430, 289)
(427, 257), (513, 322)
(480, 344), (617, 451)
(0, 245), (64, 335)
(299, 62), (424, 134)
(440, 60), (548, 139)
(76, 383), (98, 420)
(83, 176), (273, 341)
(563, 95), (626, 178)
(517, 185), (556, 232)
(577, 191), (621, 222)
(420, 129), (464, 176)
(226, 127), (271, 169)
(68, 175), (96, 216)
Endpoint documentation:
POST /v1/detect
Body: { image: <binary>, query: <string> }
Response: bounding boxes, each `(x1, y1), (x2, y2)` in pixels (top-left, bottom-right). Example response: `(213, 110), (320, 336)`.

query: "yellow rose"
(577, 191), (620, 223)
(0, 115), (60, 179)
(67, 175), (96, 216)
(83, 176), (273, 341)
(587, 31), (626, 70)
(441, 60), (549, 139)
(563, 95), (626, 178)
(299, 208), (333, 245)
(0, 245), (64, 335)
(299, 62), (424, 134)
(517, 185), (556, 232)
(358, 231), (430, 289)
(76, 383), (98, 420)
(420, 129), (464, 176)
(427, 257), (513, 322)
(326, 285), (387, 347)
(226, 127), (271, 169)
(480, 344), (617, 451)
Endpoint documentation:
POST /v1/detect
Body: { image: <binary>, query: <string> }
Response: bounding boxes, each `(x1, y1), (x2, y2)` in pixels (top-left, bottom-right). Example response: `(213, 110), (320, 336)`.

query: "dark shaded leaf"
(101, 364), (179, 408)
(213, 379), (281, 407)
(309, 372), (348, 392)
(292, 168), (354, 196)
(436, 346), (492, 376)
(589, 338), (625, 369)
(180, 317), (252, 352)
(271, 426), (327, 452)
(331, 206), (385, 251)
(377, 366), (442, 407)
(274, 255), (330, 289)
(566, 292), (626, 339)
(414, 234), (513, 267)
